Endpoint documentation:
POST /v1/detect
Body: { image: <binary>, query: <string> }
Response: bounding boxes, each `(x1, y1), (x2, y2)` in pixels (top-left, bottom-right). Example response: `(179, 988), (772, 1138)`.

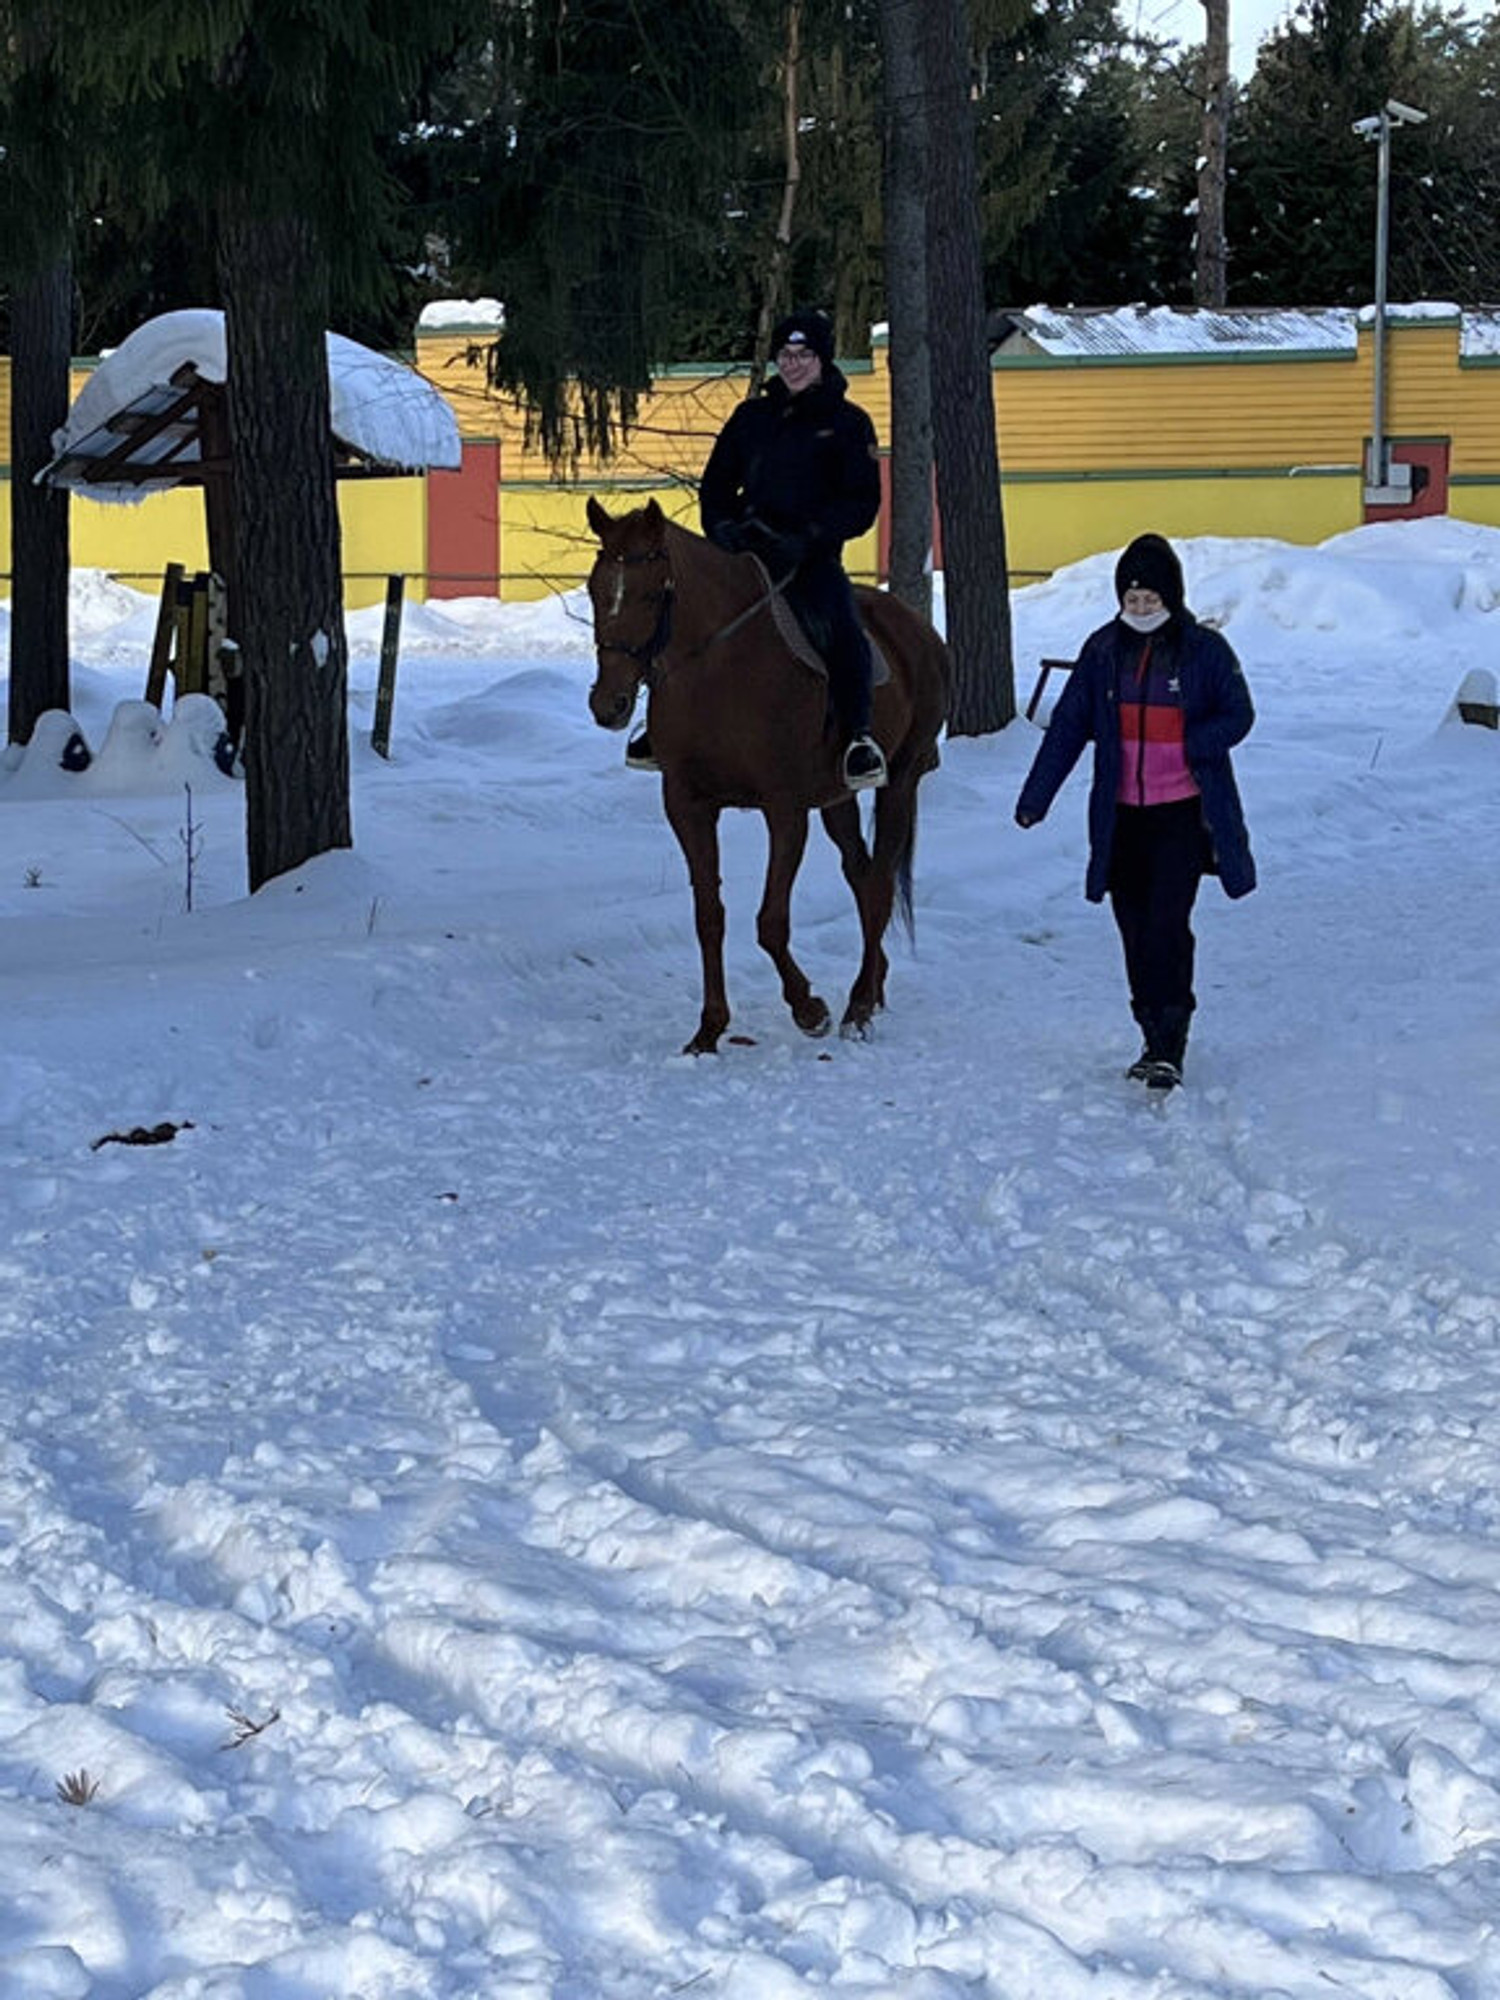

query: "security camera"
(1385, 99), (1427, 125)
(1351, 114), (1382, 136)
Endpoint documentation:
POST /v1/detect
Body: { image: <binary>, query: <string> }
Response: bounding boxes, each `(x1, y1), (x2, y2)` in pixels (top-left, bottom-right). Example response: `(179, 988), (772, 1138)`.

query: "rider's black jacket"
(699, 365), (881, 559)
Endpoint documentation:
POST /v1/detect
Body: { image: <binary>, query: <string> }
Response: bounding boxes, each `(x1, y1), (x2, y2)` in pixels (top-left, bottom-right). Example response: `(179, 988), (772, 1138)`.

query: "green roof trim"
(1000, 464), (1359, 483)
(649, 356), (876, 379)
(502, 473), (697, 493)
(415, 322), (503, 339)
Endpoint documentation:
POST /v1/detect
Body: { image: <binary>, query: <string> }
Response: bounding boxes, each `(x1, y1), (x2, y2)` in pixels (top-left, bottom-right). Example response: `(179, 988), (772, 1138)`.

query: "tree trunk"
(750, 0), (803, 392)
(7, 250), (74, 746)
(217, 205), (351, 892)
(921, 0), (1015, 734)
(877, 0), (933, 623)
(1195, 0), (1231, 307)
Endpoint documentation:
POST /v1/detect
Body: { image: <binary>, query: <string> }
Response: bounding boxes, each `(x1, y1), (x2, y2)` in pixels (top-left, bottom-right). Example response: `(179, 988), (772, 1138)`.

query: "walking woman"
(1014, 533), (1256, 1091)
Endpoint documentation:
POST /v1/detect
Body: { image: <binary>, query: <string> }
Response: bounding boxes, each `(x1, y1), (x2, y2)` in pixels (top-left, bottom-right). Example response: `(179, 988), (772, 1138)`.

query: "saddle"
(752, 556), (891, 687)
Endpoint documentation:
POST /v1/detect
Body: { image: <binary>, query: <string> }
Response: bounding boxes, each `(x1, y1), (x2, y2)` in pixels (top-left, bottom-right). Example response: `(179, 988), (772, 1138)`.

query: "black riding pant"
(1107, 798), (1210, 1027)
(786, 556), (872, 738)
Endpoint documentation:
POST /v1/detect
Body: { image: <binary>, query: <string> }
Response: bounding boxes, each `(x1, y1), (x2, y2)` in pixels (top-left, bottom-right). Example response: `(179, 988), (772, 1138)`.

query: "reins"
(593, 536), (792, 687)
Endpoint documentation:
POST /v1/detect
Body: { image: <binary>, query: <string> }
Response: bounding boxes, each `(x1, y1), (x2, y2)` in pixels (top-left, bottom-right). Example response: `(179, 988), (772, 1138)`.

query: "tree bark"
(1195, 0), (1231, 307)
(921, 0), (1015, 734)
(217, 204), (351, 892)
(877, 0), (933, 622)
(750, 0), (803, 393)
(7, 250), (74, 745)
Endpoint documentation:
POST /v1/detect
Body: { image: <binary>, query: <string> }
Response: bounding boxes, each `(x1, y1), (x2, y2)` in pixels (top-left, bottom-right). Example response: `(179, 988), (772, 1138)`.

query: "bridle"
(591, 545), (675, 681)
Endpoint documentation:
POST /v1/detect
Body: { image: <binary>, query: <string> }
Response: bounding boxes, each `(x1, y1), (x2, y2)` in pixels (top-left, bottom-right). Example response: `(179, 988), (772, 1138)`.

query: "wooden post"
(145, 561), (185, 707)
(169, 571), (195, 695)
(371, 574), (405, 758)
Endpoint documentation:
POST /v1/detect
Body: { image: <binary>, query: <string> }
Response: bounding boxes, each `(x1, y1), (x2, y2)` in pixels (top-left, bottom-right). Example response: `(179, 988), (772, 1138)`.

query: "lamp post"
(1353, 99), (1427, 504)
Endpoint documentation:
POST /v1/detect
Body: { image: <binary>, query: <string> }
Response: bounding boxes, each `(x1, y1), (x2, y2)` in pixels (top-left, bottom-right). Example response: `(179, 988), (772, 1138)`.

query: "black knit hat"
(1114, 533), (1185, 616)
(770, 310), (835, 366)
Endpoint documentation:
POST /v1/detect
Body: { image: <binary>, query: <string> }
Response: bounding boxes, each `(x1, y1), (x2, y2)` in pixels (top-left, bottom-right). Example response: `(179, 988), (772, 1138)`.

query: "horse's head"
(585, 497), (675, 731)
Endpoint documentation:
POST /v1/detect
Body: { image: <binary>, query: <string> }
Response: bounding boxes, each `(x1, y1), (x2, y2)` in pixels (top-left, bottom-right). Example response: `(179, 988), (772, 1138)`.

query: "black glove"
(709, 520), (749, 554)
(759, 527), (809, 572)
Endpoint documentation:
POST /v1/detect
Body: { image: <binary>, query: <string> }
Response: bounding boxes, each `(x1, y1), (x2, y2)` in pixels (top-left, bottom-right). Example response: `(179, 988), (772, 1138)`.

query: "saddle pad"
(754, 558), (891, 687)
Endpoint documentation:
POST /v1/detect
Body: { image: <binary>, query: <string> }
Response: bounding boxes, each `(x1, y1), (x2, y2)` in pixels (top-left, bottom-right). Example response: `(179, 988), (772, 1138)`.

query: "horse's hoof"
(795, 1000), (832, 1038)
(682, 1032), (722, 1055)
(839, 1013), (873, 1042)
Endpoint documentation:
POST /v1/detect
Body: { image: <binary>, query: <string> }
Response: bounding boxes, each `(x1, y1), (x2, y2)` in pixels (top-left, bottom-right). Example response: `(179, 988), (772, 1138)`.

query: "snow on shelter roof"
(999, 304), (1361, 357)
(44, 308), (461, 502)
(997, 301), (1500, 360)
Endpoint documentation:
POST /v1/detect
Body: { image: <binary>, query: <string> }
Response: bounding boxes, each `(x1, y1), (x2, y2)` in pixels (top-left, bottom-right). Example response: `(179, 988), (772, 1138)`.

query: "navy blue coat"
(699, 365), (881, 557)
(1016, 612), (1257, 902)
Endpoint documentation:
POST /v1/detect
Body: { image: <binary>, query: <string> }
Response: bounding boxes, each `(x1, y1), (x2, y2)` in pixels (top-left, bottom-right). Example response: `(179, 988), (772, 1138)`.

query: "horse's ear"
(586, 496), (611, 539)
(643, 499), (666, 532)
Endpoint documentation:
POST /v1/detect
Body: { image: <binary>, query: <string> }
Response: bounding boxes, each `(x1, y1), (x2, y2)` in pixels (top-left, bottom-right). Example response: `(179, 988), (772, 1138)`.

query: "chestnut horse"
(586, 497), (949, 1054)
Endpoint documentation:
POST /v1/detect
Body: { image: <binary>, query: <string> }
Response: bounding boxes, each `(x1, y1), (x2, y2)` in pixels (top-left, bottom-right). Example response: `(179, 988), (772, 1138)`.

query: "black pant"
(1108, 799), (1209, 1026)
(786, 556), (872, 738)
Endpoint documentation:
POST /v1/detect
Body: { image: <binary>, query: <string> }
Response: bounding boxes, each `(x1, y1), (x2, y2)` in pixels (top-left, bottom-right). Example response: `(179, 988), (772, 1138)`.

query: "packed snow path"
(3, 531), (1500, 1996)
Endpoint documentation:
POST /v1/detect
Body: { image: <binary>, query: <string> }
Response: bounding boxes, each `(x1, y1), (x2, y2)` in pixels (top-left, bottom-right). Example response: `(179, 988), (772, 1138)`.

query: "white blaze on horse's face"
(607, 562), (626, 620)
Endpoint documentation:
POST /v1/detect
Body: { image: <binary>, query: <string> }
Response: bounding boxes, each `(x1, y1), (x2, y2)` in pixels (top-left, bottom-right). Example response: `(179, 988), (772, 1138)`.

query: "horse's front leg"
(664, 784), (730, 1054)
(758, 804), (830, 1038)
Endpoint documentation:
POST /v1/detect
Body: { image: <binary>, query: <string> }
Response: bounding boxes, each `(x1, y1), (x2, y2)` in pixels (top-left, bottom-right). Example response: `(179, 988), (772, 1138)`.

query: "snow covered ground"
(1, 517), (1498, 1999)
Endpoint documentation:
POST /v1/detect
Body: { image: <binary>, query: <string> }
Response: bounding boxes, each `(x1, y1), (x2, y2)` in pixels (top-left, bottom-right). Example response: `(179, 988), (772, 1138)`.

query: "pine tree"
(2, 1), (76, 747)
(1230, 1), (1431, 303)
(924, 0), (1016, 734)
(877, 0), (933, 621)
(444, 0), (769, 456)
(55, 0), (490, 889)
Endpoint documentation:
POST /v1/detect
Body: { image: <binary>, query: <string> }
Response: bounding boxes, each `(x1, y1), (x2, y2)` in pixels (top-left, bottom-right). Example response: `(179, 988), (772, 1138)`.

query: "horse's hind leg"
(665, 785), (731, 1054)
(823, 782), (909, 1037)
(758, 805), (831, 1037)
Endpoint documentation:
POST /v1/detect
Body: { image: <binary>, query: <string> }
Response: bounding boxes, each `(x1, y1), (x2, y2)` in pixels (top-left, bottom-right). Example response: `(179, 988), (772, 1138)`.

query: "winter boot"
(1128, 1005), (1191, 1088)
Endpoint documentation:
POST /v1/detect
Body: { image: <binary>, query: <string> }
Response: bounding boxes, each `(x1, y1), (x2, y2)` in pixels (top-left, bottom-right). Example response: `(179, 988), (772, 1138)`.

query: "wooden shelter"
(40, 308), (461, 683)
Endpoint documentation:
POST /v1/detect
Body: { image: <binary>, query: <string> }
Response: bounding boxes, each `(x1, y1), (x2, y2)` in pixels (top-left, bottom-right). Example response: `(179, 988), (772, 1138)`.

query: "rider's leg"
(793, 561), (885, 790)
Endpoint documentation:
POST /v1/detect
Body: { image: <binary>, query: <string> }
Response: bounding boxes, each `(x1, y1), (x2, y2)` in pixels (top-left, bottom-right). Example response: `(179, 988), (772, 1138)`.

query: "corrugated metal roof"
(1000, 302), (1500, 361)
(1460, 311), (1500, 358)
(1005, 305), (1360, 357)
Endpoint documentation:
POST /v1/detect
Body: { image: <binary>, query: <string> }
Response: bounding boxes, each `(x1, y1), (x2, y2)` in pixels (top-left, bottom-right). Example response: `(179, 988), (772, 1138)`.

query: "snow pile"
(1, 519), (1499, 1997)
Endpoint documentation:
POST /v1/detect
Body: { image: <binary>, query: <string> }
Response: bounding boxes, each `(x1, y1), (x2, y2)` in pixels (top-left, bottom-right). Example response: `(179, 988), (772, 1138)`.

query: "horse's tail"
(888, 732), (942, 942)
(890, 790), (919, 944)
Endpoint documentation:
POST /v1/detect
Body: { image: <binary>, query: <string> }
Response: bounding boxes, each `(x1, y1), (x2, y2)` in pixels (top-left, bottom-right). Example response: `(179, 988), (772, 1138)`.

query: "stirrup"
(1143, 1058), (1182, 1092)
(842, 735), (887, 792)
(625, 731), (660, 772)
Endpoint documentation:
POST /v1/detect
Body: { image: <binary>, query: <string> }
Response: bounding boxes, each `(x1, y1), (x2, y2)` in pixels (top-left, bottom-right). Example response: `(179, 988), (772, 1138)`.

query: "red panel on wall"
(427, 441), (499, 598)
(1363, 439), (1450, 524)
(875, 453), (940, 583)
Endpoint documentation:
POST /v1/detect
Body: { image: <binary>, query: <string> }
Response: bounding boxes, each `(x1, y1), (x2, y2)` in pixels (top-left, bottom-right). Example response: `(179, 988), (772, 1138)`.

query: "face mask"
(1120, 607), (1171, 634)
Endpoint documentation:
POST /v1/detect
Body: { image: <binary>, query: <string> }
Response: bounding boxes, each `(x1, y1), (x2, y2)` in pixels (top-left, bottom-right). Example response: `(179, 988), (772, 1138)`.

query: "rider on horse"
(628, 309), (887, 793)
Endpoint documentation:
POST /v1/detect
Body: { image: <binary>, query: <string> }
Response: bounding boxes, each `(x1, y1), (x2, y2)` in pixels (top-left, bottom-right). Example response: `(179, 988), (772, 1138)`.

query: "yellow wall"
(338, 474), (428, 608)
(1000, 473), (1361, 583)
(993, 353), (1368, 472)
(4, 320), (1499, 600)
